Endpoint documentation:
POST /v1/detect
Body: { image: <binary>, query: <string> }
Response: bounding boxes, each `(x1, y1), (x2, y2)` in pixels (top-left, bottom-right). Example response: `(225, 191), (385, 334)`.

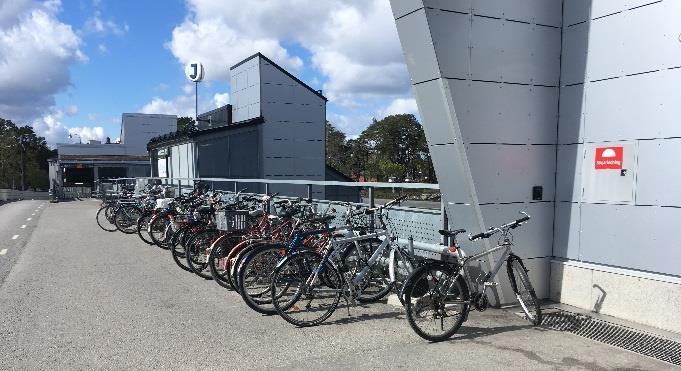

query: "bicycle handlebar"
(469, 212), (531, 241)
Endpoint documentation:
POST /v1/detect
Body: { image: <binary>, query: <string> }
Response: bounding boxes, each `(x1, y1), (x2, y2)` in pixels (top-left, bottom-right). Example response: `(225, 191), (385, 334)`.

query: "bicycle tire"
(207, 233), (243, 289)
(96, 205), (117, 232)
(271, 251), (342, 327)
(403, 263), (469, 342)
(231, 240), (273, 294)
(340, 240), (392, 303)
(136, 211), (154, 245)
(185, 229), (220, 279)
(149, 214), (171, 249)
(114, 205), (142, 234)
(237, 243), (287, 315)
(170, 223), (198, 273)
(507, 254), (542, 326)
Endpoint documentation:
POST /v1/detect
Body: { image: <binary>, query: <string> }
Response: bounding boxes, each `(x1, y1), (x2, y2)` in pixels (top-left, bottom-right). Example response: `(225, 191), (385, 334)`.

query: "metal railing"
(106, 176), (453, 254)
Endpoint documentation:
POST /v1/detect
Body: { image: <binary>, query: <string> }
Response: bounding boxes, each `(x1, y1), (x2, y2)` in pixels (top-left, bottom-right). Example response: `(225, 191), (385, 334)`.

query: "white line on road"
(20, 225), (26, 229)
(11, 235), (19, 240)
(26, 218), (31, 221)
(31, 213), (35, 216)
(0, 249), (7, 255)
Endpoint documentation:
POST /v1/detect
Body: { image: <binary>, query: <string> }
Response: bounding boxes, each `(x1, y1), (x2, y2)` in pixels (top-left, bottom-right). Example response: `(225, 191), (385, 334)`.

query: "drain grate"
(542, 309), (681, 366)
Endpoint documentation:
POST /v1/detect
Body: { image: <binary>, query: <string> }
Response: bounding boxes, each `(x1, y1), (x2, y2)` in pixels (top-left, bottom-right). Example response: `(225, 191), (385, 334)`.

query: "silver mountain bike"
(402, 212), (542, 341)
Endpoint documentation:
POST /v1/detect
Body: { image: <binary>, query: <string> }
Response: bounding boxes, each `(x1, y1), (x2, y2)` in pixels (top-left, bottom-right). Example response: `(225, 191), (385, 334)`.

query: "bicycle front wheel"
(507, 255), (542, 326)
(403, 263), (469, 342)
(271, 252), (342, 327)
(96, 205), (117, 232)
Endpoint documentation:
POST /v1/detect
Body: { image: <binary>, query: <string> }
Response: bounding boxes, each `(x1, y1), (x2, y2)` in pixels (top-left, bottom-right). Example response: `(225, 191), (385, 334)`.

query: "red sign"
(595, 147), (623, 170)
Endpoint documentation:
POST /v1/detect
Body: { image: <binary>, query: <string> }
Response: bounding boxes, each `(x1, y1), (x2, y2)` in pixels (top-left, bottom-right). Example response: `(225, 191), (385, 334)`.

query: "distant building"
(48, 113), (176, 195)
(148, 53), (341, 199)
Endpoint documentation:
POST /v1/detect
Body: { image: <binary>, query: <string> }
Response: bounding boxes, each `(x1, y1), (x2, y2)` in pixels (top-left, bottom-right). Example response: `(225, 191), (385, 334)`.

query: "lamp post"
(18, 134), (30, 191)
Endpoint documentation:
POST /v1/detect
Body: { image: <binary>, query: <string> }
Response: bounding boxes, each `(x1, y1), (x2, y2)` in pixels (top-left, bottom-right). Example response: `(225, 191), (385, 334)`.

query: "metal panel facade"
(636, 139), (681, 207)
(230, 57), (261, 123)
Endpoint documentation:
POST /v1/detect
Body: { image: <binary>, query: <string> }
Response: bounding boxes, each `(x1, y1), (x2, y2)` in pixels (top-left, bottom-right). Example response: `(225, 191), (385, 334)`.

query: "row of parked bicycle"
(95, 184), (542, 342)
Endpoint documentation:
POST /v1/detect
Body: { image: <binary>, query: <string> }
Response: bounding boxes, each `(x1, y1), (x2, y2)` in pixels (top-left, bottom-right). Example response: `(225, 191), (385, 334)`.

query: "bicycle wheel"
(136, 211), (154, 245)
(507, 254), (542, 326)
(237, 243), (287, 315)
(340, 240), (391, 303)
(271, 251), (342, 327)
(114, 205), (142, 234)
(403, 263), (469, 342)
(96, 205), (117, 232)
(149, 214), (170, 249)
(390, 247), (416, 305)
(185, 229), (220, 279)
(208, 234), (242, 289)
(170, 223), (196, 273)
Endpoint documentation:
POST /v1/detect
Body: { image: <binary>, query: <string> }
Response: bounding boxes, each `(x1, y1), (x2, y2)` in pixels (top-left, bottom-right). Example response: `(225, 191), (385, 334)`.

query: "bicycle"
(268, 195), (416, 327)
(401, 212), (542, 341)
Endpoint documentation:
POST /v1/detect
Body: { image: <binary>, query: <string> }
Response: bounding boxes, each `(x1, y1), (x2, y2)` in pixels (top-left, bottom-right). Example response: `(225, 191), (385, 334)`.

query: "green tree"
(325, 121), (351, 175)
(177, 116), (196, 132)
(0, 118), (54, 190)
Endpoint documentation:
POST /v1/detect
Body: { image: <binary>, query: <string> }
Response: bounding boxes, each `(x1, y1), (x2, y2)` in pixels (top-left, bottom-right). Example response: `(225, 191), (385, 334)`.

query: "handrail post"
(234, 181), (238, 194)
(265, 183), (270, 213)
(307, 184), (312, 202)
(177, 179), (182, 196)
(368, 186), (375, 233)
(441, 200), (449, 246)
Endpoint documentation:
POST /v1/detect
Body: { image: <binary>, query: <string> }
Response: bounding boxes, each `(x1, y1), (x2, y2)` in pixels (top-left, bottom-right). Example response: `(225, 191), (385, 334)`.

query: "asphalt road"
(0, 200), (46, 286)
(0, 200), (675, 370)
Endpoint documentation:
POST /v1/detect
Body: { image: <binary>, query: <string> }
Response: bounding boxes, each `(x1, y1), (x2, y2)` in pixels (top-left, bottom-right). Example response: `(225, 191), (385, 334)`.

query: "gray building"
(49, 113), (176, 194)
(389, 0), (680, 333)
(149, 53), (334, 199)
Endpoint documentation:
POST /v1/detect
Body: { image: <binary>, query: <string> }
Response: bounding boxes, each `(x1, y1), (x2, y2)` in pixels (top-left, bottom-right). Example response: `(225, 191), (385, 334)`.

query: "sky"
(0, 0), (418, 146)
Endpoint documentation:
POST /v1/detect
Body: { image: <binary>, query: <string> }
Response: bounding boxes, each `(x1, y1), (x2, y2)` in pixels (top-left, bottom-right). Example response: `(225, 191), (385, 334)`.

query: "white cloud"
(0, 1), (85, 121)
(97, 43), (108, 54)
(87, 113), (97, 121)
(378, 98), (418, 118)
(213, 92), (229, 108)
(84, 11), (128, 36)
(68, 125), (105, 143)
(140, 89), (230, 118)
(30, 109), (107, 146)
(65, 104), (78, 116)
(168, 0), (406, 102)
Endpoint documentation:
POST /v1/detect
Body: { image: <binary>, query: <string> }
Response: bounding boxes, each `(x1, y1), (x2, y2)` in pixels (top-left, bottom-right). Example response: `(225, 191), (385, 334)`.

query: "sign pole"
(195, 81), (198, 124)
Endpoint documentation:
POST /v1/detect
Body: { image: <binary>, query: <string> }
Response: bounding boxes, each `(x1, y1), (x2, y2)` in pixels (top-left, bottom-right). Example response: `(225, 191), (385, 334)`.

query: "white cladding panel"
(389, 0), (423, 19)
(413, 80), (456, 146)
(557, 84), (586, 144)
(466, 144), (556, 204)
(394, 9), (440, 84)
(427, 9), (470, 79)
(560, 22), (589, 86)
(580, 203), (681, 276)
(582, 142), (637, 204)
(586, 1), (681, 81)
(583, 68), (681, 142)
(553, 202), (581, 260)
(636, 139), (681, 207)
(555, 144), (584, 203)
(230, 57), (261, 123)
(451, 80), (558, 144)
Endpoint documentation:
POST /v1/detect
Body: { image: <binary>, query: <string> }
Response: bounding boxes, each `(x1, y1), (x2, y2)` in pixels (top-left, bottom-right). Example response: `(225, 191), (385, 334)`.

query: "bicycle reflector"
(448, 245), (458, 253)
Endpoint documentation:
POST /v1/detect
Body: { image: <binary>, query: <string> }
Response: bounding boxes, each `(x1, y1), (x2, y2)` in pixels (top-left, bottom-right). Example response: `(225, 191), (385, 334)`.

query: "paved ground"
(0, 200), (676, 370)
(0, 199), (46, 286)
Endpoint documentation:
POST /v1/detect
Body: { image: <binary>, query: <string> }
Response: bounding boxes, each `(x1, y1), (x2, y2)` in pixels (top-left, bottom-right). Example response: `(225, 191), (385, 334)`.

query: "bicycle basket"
(216, 210), (250, 231)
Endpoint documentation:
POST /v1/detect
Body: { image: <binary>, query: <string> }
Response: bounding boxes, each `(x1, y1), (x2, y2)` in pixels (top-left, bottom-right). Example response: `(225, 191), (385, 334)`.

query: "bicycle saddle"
(438, 229), (466, 237)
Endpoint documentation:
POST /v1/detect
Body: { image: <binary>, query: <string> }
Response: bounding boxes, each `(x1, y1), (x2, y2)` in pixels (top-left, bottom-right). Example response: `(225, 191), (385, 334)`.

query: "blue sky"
(0, 0), (418, 145)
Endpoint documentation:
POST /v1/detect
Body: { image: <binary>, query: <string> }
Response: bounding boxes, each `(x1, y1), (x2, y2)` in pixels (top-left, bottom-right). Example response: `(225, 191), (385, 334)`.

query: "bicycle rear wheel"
(136, 211), (154, 245)
(271, 251), (342, 327)
(96, 205), (117, 232)
(507, 254), (542, 326)
(114, 205), (142, 234)
(149, 214), (170, 249)
(403, 263), (469, 342)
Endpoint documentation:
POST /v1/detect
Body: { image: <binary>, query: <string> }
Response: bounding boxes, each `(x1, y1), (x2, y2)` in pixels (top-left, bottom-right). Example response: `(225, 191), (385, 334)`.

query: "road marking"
(11, 235), (19, 240)
(20, 225), (26, 229)
(31, 213), (35, 216)
(26, 218), (31, 221)
(0, 249), (7, 255)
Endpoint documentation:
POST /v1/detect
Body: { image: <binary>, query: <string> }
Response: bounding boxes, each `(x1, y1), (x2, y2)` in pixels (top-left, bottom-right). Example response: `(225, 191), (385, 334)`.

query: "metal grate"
(542, 308), (681, 366)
